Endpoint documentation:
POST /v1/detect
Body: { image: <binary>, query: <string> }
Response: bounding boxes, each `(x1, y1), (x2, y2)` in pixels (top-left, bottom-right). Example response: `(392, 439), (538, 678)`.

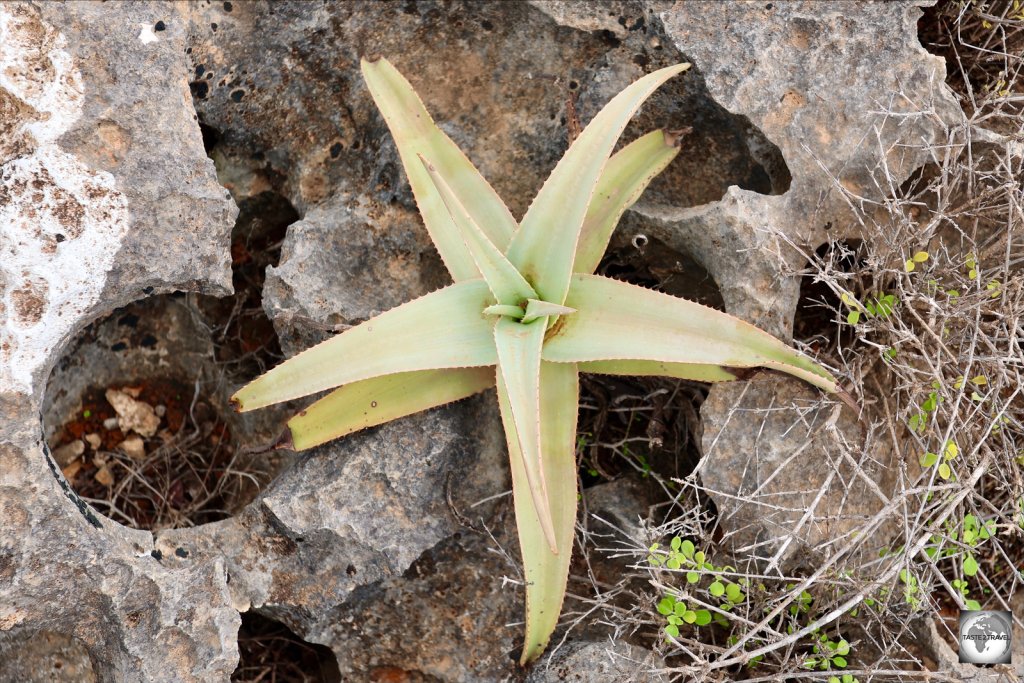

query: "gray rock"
(700, 378), (902, 570)
(652, 0), (959, 564)
(1, 1), (965, 680)
(526, 639), (666, 683)
(263, 193), (447, 356)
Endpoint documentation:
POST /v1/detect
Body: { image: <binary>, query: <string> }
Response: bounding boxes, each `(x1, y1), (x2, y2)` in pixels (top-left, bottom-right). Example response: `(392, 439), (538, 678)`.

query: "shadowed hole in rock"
(0, 630), (97, 682)
(233, 612), (340, 683)
(793, 238), (866, 350)
(40, 192), (298, 531)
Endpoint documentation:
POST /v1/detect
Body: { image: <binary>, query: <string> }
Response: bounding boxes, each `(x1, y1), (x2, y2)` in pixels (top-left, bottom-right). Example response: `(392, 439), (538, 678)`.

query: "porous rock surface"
(1, 1), (959, 681)
(654, 0), (960, 569)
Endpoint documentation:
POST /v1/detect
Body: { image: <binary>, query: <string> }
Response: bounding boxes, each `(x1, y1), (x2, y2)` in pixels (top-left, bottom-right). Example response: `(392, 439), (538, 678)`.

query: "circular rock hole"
(233, 612), (340, 683)
(41, 192), (298, 531)
(0, 630), (97, 682)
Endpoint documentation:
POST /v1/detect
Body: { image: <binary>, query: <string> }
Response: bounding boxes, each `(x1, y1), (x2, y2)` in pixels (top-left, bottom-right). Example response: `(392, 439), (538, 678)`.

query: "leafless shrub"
(566, 3), (1024, 680)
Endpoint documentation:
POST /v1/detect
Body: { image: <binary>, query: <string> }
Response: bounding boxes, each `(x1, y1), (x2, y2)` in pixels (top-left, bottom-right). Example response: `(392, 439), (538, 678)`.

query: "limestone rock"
(1, 1), (965, 679)
(526, 639), (666, 683)
(653, 0), (959, 564)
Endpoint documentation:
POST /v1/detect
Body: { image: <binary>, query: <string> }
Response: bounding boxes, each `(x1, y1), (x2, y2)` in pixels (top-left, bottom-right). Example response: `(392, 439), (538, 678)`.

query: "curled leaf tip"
(663, 126), (693, 148)
(229, 395), (244, 413)
(273, 428), (295, 451)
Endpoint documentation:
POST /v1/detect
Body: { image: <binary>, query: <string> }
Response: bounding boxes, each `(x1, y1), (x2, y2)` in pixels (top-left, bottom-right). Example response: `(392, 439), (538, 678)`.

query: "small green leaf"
(847, 310), (861, 325)
(521, 299), (576, 324)
(832, 656), (847, 668)
(665, 624), (680, 638)
(686, 571), (699, 584)
(966, 599), (981, 611)
(657, 598), (674, 615)
(938, 462), (951, 480)
(913, 251), (929, 263)
(835, 640), (850, 656)
(963, 553), (979, 576)
(682, 610), (697, 624)
(904, 259), (915, 272)
(920, 452), (938, 467)
(483, 304), (525, 318)
(709, 581), (725, 597)
(726, 583), (744, 603)
(694, 610), (712, 626)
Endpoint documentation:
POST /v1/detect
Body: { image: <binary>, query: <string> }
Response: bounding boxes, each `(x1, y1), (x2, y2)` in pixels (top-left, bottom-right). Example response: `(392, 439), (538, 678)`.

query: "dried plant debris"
(560, 4), (1024, 680)
(49, 378), (266, 530)
(232, 612), (340, 683)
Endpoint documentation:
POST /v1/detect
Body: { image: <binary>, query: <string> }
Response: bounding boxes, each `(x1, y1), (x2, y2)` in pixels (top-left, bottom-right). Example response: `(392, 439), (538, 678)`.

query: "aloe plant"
(232, 57), (849, 664)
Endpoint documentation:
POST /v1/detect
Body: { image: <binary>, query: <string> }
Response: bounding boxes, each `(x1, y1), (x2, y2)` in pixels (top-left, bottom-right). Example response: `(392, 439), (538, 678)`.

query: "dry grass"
(559, 2), (1024, 680)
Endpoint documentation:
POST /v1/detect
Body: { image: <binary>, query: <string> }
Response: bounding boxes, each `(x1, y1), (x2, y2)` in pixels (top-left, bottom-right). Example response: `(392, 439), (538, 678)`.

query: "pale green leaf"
(577, 359), (741, 382)
(520, 299), (576, 324)
(419, 154), (536, 305)
(286, 368), (494, 450)
(542, 275), (839, 395)
(495, 317), (557, 553)
(503, 361), (579, 664)
(506, 64), (690, 304)
(231, 280), (497, 411)
(483, 304), (524, 318)
(573, 129), (681, 275)
(361, 57), (516, 280)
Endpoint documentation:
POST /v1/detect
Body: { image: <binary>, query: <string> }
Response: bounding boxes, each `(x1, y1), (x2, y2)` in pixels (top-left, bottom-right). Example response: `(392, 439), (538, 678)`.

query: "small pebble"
(61, 459), (83, 480)
(103, 417), (119, 430)
(154, 404), (166, 417)
(119, 435), (146, 461)
(51, 440), (85, 467)
(94, 465), (115, 487)
(84, 433), (102, 450)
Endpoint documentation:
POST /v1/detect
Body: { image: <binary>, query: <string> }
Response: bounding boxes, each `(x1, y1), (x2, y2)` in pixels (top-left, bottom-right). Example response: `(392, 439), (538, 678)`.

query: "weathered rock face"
(653, 0), (959, 570)
(1, 1), (960, 681)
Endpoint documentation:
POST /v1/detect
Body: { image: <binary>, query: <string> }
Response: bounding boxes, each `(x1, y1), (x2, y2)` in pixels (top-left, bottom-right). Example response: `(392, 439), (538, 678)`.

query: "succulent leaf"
(573, 129), (682, 275)
(231, 280), (498, 411)
(520, 299), (576, 324)
(578, 359), (741, 382)
(503, 361), (579, 665)
(543, 274), (839, 394)
(419, 154), (537, 305)
(239, 59), (848, 667)
(287, 368), (495, 450)
(361, 57), (517, 280)
(506, 63), (690, 304)
(494, 317), (558, 553)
